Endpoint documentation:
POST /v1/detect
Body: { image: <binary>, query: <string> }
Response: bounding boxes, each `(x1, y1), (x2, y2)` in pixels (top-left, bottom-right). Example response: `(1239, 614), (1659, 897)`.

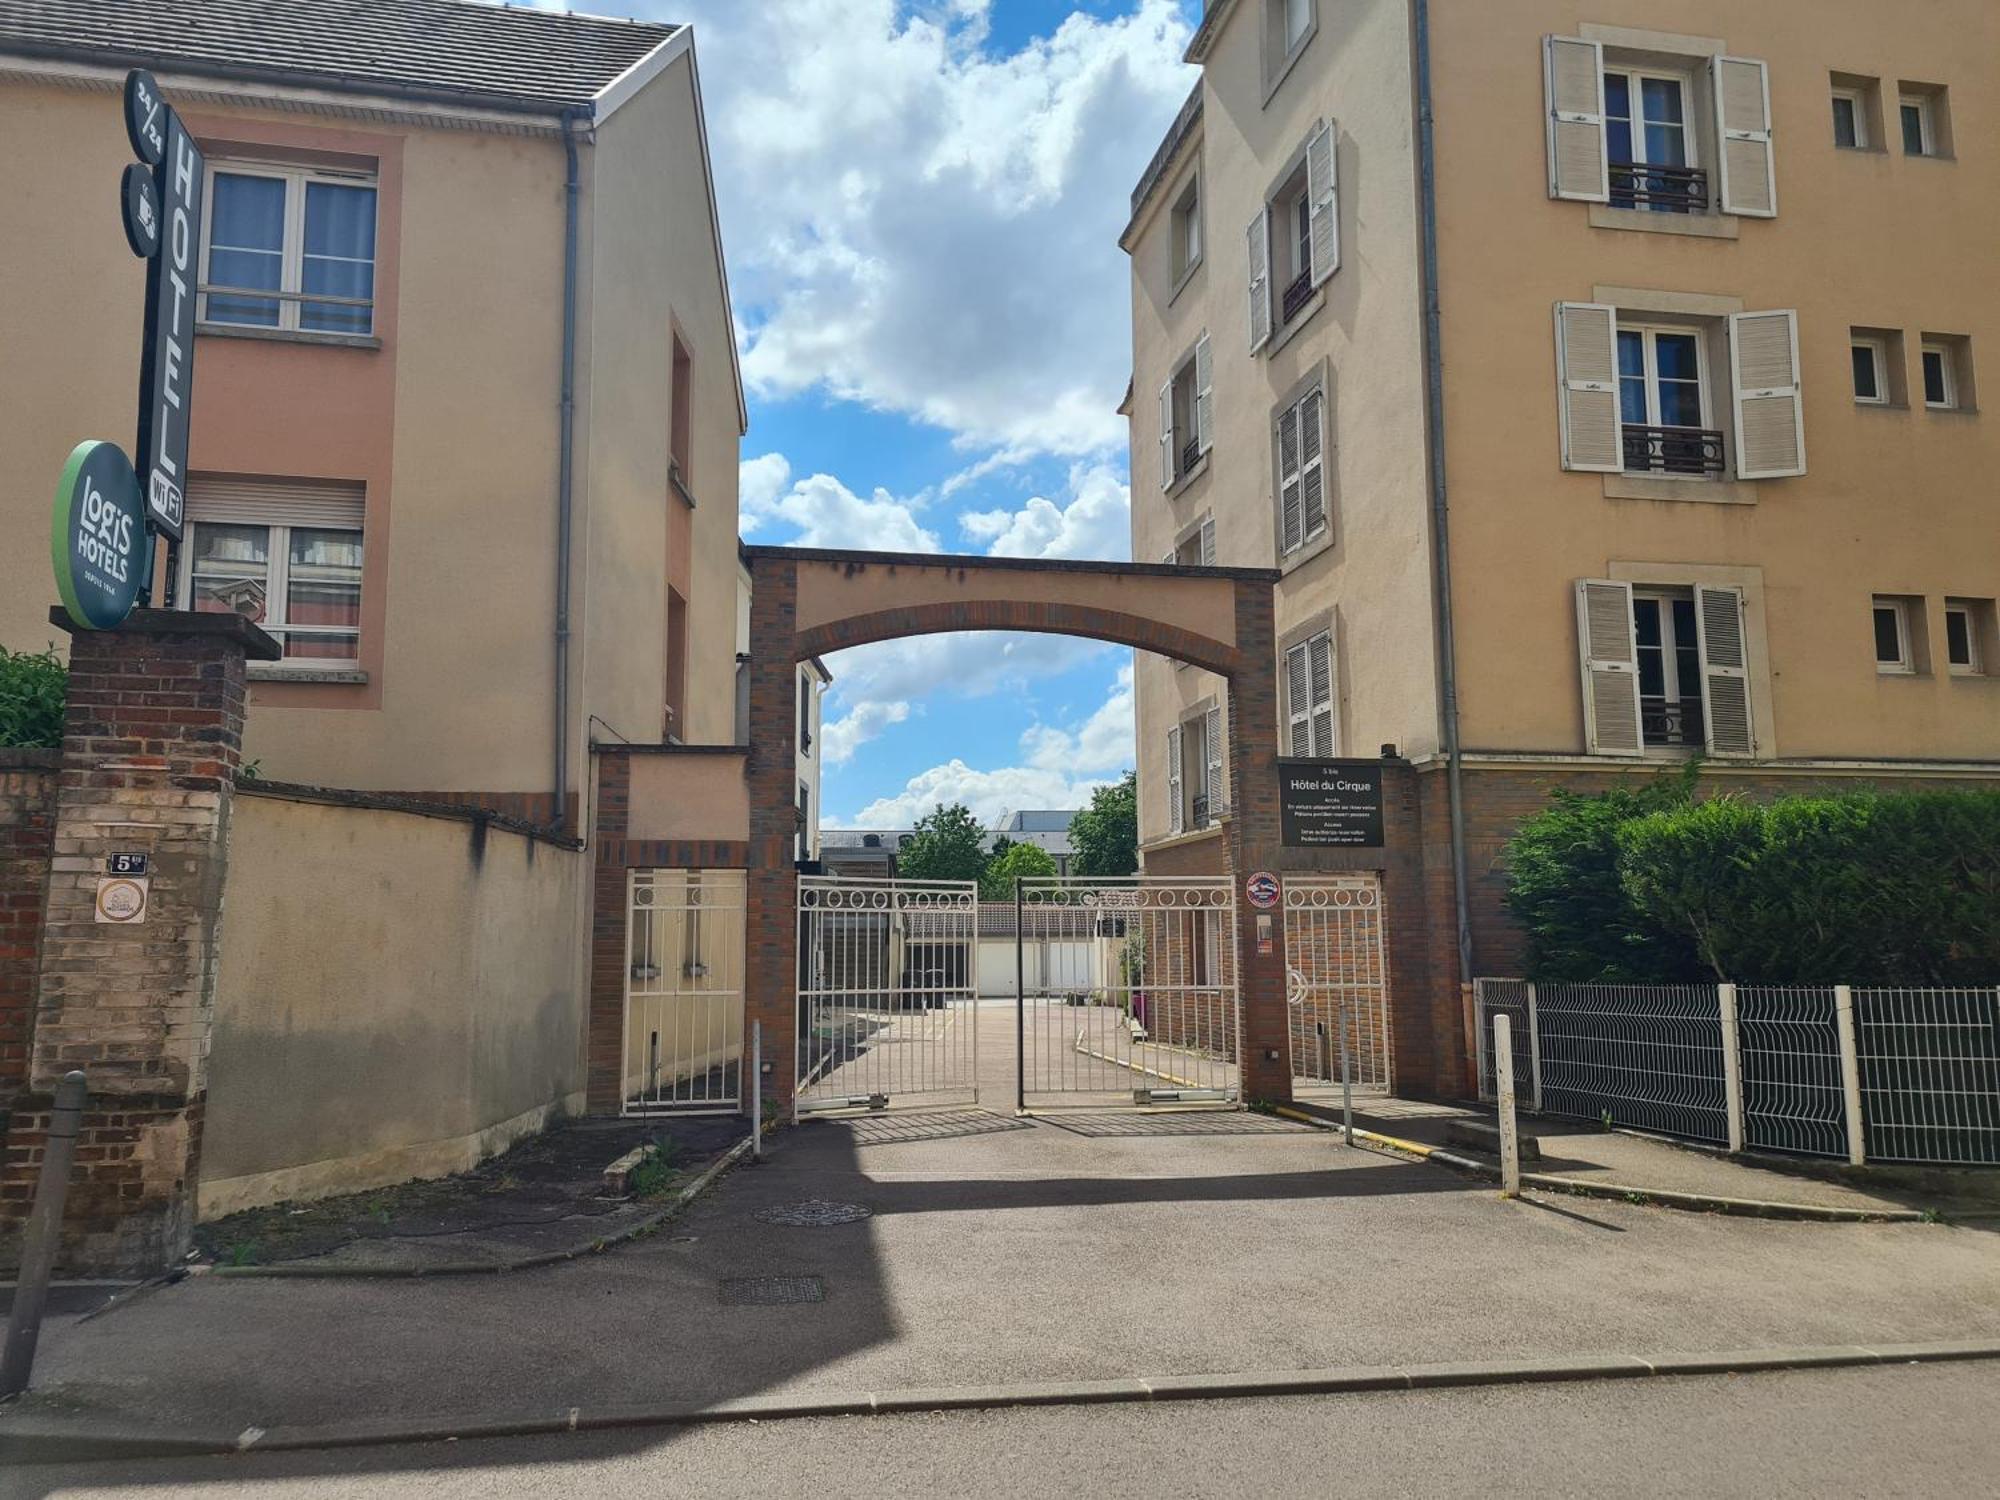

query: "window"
(1246, 120), (1335, 350)
(1831, 89), (1864, 149)
(1604, 67), (1701, 213)
(1275, 384), (1327, 554)
(1851, 337), (1886, 404)
(1164, 705), (1225, 834)
(1873, 597), (1915, 674)
(1615, 324), (1718, 475)
(1283, 0), (1311, 52)
(1283, 630), (1335, 756)
(1263, 0), (1314, 95)
(797, 783), (811, 861)
(1170, 174), (1202, 285)
(203, 165), (378, 335)
(1173, 515), (1215, 568)
(665, 587), (688, 739)
(1920, 335), (1974, 410)
(1576, 578), (1753, 757)
(180, 479), (364, 666)
(1157, 334), (1212, 489)
(798, 669), (813, 755)
(1900, 94), (1934, 155)
(670, 334), (693, 493)
(1945, 599), (1993, 676)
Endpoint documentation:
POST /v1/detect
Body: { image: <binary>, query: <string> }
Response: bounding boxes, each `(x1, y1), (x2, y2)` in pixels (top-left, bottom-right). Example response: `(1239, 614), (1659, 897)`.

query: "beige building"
(0, 0), (747, 825)
(1125, 0), (1999, 1075)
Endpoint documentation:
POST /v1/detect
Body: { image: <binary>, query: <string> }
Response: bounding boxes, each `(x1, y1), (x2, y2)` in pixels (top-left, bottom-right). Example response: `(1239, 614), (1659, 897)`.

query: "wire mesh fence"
(1853, 987), (2000, 1166)
(1527, 983), (1731, 1144)
(1735, 986), (1848, 1158)
(1473, 979), (1534, 1109)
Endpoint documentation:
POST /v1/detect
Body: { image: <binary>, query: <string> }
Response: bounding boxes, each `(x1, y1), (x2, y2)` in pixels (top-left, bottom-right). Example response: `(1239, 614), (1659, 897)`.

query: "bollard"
(752, 1020), (763, 1162)
(1493, 1017), (1520, 1198)
(2, 1071), (88, 1399)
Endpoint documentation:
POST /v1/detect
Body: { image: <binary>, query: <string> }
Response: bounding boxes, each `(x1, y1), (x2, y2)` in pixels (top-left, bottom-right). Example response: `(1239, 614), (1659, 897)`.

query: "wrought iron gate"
(1017, 877), (1240, 1107)
(1284, 875), (1392, 1096)
(795, 876), (979, 1114)
(624, 868), (746, 1114)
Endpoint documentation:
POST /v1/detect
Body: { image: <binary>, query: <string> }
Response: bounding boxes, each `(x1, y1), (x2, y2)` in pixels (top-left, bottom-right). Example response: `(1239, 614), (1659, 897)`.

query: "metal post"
(1833, 983), (1865, 1166)
(1317, 1019), (1327, 1084)
(1493, 1017), (1519, 1198)
(1525, 980), (1543, 1114)
(751, 1020), (763, 1162)
(1015, 878), (1026, 1114)
(1717, 982), (1745, 1154)
(1, 1071), (88, 1399)
(1338, 1009), (1354, 1148)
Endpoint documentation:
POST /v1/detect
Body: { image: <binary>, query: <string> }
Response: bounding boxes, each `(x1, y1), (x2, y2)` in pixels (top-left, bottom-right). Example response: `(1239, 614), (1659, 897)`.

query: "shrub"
(0, 645), (66, 749)
(979, 839), (1057, 901)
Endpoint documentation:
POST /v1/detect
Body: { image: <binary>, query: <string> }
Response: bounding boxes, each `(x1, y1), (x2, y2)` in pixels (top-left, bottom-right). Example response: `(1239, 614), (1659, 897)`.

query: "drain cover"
(720, 1275), (826, 1306)
(756, 1199), (872, 1227)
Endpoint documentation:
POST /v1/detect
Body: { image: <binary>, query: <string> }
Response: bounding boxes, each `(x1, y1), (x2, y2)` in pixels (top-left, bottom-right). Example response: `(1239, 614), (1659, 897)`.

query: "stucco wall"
(1128, 0), (1437, 845)
(200, 791), (587, 1216)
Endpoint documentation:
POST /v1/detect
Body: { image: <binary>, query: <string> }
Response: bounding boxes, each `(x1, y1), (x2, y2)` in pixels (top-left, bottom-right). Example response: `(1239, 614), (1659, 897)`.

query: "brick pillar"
(5, 607), (277, 1275)
(1225, 580), (1291, 1104)
(585, 751), (632, 1114)
(744, 561), (800, 1115)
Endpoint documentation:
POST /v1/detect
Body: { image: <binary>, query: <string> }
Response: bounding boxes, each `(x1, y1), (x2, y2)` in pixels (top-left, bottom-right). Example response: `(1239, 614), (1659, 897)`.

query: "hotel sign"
(1279, 760), (1386, 848)
(131, 77), (206, 542)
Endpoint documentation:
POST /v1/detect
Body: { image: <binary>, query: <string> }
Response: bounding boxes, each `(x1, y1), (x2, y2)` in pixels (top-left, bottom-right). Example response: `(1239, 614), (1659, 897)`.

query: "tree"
(1070, 772), (1137, 878)
(979, 840), (1057, 901)
(895, 802), (989, 883)
(0, 645), (66, 749)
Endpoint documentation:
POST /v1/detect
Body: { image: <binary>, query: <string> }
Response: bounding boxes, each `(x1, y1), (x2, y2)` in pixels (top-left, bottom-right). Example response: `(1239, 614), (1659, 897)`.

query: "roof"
(0, 0), (676, 112)
(1000, 810), (1075, 833)
(1122, 77), (1202, 247)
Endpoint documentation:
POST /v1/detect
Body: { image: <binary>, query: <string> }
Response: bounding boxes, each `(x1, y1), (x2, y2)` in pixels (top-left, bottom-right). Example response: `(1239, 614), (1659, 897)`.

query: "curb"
(1271, 1108), (1928, 1223)
(206, 1134), (758, 1280)
(6, 1338), (1998, 1464)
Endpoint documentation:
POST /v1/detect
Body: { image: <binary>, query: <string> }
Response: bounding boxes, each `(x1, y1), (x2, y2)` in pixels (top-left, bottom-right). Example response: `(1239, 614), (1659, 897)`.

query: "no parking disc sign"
(1246, 871), (1280, 909)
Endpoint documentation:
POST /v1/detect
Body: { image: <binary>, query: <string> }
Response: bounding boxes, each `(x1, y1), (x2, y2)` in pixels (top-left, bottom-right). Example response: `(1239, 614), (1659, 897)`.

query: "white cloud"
(1020, 660), (1133, 773)
(735, 453), (939, 551)
(640, 0), (1196, 458)
(820, 698), (912, 765)
(823, 630), (1110, 715)
(841, 758), (1115, 828)
(959, 461), (1130, 560)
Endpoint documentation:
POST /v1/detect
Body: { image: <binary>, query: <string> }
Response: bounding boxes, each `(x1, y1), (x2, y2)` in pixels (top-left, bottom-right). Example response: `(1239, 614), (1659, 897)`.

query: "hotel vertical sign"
(129, 72), (205, 542)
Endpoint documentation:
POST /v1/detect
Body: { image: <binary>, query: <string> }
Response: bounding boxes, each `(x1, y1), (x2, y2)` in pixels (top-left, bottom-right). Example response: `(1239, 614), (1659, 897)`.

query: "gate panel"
(796, 877), (978, 1113)
(1018, 877), (1239, 1107)
(1284, 875), (1392, 1097)
(624, 869), (746, 1114)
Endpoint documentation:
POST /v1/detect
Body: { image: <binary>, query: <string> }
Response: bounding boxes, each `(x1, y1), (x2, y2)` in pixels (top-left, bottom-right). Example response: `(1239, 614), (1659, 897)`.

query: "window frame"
(200, 160), (380, 336)
(1282, 628), (1336, 757)
(1616, 322), (1712, 432)
(1274, 381), (1328, 557)
(1831, 87), (1867, 150)
(1944, 602), (1983, 676)
(1921, 341), (1958, 409)
(1851, 336), (1888, 405)
(1169, 171), (1203, 288)
(178, 517), (364, 667)
(1899, 94), (1935, 156)
(1630, 587), (1704, 749)
(1601, 65), (1698, 172)
(1262, 0), (1317, 102)
(1873, 597), (1915, 674)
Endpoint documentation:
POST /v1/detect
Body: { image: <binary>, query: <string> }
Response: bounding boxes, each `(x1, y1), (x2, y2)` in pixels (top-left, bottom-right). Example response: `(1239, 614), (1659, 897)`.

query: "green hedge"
(0, 645), (66, 749)
(1505, 772), (2000, 985)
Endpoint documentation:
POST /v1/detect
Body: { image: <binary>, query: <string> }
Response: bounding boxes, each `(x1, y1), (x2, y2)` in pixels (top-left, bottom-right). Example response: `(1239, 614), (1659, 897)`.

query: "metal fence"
(1476, 979), (2000, 1167)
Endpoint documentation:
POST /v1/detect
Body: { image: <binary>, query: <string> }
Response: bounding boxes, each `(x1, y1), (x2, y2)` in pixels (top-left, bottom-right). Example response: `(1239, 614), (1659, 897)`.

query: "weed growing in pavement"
(226, 1241), (260, 1267)
(629, 1138), (683, 1198)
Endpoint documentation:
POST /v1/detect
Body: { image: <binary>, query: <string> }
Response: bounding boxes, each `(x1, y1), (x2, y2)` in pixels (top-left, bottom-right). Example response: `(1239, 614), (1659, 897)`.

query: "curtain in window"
(302, 183), (378, 334)
(208, 174), (286, 326)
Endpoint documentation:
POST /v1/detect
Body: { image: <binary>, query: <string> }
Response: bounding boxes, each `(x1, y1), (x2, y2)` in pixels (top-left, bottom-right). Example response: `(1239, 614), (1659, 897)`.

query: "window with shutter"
(1199, 515), (1216, 566)
(1276, 404), (1303, 554)
(1306, 630), (1334, 755)
(1299, 388), (1326, 541)
(1204, 704), (1225, 816)
(1246, 209), (1271, 352)
(1574, 579), (1644, 756)
(1554, 302), (1622, 473)
(1305, 118), (1338, 286)
(1694, 584), (1754, 757)
(1284, 642), (1312, 755)
(1194, 332), (1214, 455)
(1713, 56), (1777, 217)
(1281, 630), (1336, 757)
(1543, 36), (1609, 202)
(1728, 310), (1805, 478)
(1166, 724), (1184, 835)
(1157, 379), (1174, 492)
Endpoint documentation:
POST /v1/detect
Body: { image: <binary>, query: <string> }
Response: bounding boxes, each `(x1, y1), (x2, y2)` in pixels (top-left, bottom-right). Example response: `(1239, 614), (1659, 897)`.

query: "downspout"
(1411, 2), (1476, 1016)
(554, 106), (584, 830)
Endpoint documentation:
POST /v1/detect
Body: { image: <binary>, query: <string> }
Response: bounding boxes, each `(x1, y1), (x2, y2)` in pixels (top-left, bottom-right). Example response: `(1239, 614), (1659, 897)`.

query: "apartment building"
(0, 0), (747, 827)
(1124, 0), (1999, 1079)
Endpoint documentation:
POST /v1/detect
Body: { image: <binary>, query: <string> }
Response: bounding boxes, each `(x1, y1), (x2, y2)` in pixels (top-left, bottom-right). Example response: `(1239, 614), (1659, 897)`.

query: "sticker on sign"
(1245, 871), (1280, 909)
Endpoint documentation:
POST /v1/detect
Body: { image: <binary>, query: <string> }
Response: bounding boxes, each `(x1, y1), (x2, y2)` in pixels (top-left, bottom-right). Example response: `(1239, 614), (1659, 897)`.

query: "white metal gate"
(1285, 875), (1392, 1097)
(796, 876), (979, 1114)
(1017, 877), (1240, 1107)
(624, 868), (746, 1114)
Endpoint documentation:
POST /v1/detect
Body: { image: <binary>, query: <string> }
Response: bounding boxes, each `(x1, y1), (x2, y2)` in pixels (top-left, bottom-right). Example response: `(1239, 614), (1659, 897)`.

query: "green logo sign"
(52, 440), (147, 631)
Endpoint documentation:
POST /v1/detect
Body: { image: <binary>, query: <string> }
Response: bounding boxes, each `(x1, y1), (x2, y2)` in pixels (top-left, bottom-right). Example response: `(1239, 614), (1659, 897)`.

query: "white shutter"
(1166, 725), (1184, 835)
(1712, 56), (1776, 218)
(1198, 515), (1216, 566)
(1205, 704), (1225, 814)
(1246, 208), (1271, 353)
(1729, 310), (1805, 479)
(1277, 403), (1303, 554)
(1574, 579), (1644, 756)
(187, 476), (365, 530)
(1307, 629), (1334, 755)
(1299, 388), (1327, 541)
(1193, 332), (1214, 455)
(1157, 379), (1175, 491)
(1695, 584), (1754, 757)
(1554, 302), (1622, 473)
(1305, 117), (1339, 285)
(1543, 36), (1609, 202)
(1284, 642), (1312, 755)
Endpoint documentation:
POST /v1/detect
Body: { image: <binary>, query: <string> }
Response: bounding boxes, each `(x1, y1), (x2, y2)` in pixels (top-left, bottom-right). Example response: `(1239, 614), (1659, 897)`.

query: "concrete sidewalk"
(4, 1099), (1999, 1457)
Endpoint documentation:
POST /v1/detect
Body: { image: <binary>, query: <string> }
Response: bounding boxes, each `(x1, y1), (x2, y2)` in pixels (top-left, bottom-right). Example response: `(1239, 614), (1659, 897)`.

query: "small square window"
(1919, 335), (1974, 412)
(1851, 339), (1885, 403)
(1897, 84), (1951, 158)
(1832, 91), (1864, 150)
(1946, 598), (1995, 676)
(1873, 597), (1914, 673)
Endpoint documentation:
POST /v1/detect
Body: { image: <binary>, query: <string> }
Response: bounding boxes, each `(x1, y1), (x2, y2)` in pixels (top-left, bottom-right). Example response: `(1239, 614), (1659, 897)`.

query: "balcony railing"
(1641, 694), (1706, 749)
(1608, 162), (1709, 215)
(1181, 437), (1201, 477)
(1190, 793), (1210, 829)
(1280, 268), (1314, 325)
(1623, 423), (1725, 477)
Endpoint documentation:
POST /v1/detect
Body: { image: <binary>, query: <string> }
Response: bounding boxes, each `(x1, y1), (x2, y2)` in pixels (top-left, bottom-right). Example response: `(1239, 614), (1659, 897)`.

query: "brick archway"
(743, 545), (1290, 1111)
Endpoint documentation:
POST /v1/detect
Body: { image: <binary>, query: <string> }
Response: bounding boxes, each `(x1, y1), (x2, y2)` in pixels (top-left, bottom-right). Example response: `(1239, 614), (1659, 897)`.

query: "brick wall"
(0, 750), (58, 1102)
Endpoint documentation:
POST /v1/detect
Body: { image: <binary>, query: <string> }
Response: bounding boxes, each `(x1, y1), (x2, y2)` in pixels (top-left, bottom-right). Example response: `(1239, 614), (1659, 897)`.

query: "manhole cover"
(720, 1275), (826, 1306)
(756, 1199), (872, 1227)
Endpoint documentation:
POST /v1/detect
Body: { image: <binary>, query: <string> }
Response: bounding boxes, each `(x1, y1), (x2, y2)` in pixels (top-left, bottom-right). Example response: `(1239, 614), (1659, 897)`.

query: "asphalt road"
(9, 1361), (1998, 1499)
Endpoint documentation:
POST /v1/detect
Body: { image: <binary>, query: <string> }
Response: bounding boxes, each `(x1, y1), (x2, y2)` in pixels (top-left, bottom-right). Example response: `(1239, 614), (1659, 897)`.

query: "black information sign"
(1279, 759), (1386, 848)
(107, 852), (150, 876)
(136, 108), (205, 541)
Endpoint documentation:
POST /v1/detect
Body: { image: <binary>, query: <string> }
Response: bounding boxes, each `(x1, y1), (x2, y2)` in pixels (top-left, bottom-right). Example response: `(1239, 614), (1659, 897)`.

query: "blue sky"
(597, 0), (1200, 824)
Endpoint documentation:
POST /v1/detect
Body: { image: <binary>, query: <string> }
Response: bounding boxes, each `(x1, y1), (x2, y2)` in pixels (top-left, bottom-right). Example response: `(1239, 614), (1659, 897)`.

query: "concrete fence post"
(1717, 982), (1745, 1154)
(1833, 983), (1865, 1166)
(1, 1070), (87, 1398)
(1493, 1015), (1520, 1198)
